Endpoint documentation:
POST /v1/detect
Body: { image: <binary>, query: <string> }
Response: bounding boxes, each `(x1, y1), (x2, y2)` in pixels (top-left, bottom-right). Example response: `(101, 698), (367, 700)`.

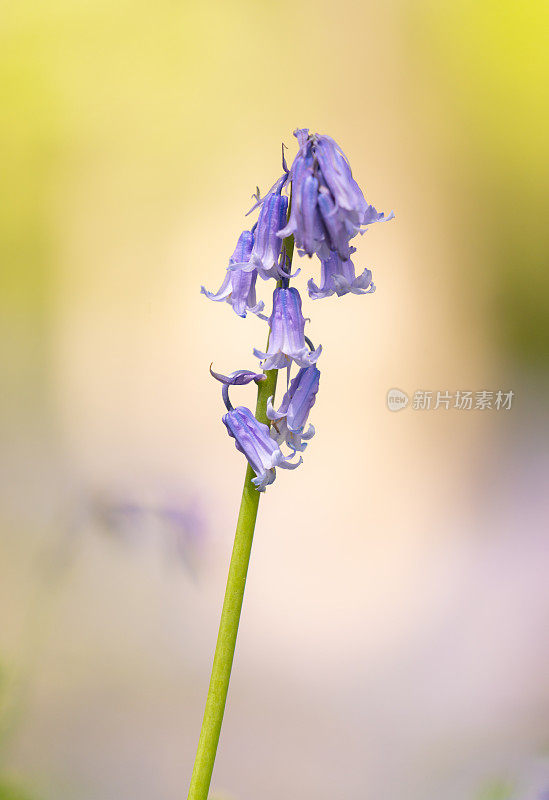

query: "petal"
(278, 453), (303, 471)
(200, 270), (232, 302)
(229, 230), (254, 265)
(266, 395), (286, 421)
(351, 267), (375, 293)
(332, 274), (353, 297)
(307, 277), (334, 300)
(251, 468), (276, 492)
(286, 366), (320, 431)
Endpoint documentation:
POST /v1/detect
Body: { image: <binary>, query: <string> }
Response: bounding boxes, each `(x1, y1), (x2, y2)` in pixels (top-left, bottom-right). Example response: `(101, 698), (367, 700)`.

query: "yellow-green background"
(1, 2), (548, 799)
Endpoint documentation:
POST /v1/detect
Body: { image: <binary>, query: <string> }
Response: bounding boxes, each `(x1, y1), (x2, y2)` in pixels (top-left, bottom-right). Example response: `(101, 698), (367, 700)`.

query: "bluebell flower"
(253, 287), (322, 370)
(308, 248), (375, 299)
(223, 406), (302, 491)
(267, 365), (320, 452)
(235, 191), (289, 281)
(314, 134), (369, 221)
(201, 231), (265, 317)
(278, 129), (393, 260)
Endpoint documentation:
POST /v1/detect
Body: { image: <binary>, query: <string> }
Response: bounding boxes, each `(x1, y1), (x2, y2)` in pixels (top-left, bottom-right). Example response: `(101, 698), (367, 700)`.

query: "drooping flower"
(201, 231), (264, 317)
(267, 365), (320, 452)
(308, 248), (375, 299)
(253, 287), (322, 370)
(223, 406), (301, 491)
(234, 191), (289, 280)
(278, 129), (393, 261)
(314, 134), (369, 221)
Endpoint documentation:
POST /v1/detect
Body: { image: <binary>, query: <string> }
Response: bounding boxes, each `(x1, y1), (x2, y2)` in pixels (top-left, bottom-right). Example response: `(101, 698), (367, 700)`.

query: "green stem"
(188, 233), (295, 800)
(187, 370), (277, 800)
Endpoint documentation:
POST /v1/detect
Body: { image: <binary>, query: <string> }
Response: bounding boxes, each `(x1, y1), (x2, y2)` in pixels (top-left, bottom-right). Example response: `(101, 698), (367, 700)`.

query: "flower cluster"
(203, 129), (392, 490)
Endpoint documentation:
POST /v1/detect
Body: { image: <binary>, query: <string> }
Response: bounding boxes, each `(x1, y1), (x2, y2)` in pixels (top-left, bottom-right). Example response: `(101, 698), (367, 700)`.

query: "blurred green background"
(1, 1), (548, 799)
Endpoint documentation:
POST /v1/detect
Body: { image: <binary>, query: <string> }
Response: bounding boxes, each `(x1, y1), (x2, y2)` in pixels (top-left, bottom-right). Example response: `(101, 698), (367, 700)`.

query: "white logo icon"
(387, 388), (409, 412)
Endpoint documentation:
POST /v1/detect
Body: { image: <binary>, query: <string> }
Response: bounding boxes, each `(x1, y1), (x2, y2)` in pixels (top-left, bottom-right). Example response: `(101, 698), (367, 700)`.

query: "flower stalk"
(187, 253), (291, 800)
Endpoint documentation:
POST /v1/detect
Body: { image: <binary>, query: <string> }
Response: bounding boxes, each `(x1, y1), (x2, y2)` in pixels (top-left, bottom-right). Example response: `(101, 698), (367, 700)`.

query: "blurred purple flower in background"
(89, 490), (208, 574)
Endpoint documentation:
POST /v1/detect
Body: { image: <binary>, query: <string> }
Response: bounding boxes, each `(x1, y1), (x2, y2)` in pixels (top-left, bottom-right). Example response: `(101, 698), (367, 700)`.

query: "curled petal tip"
(210, 366), (266, 385)
(279, 454), (303, 471)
